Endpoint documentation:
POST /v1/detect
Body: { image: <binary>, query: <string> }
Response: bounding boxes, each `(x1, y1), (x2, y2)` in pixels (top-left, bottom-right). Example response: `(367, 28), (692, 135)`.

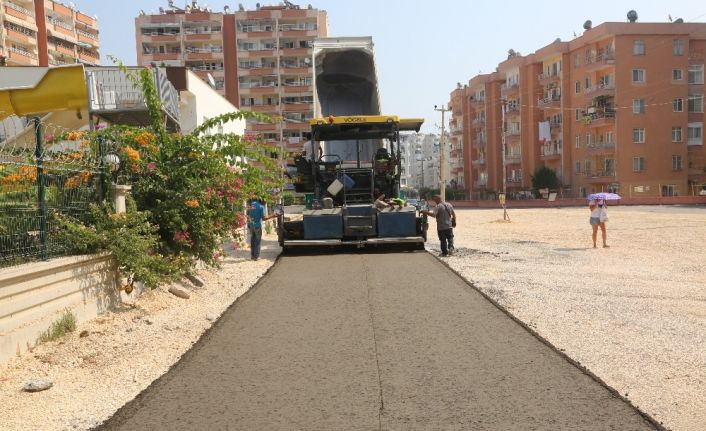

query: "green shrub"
(37, 310), (76, 344)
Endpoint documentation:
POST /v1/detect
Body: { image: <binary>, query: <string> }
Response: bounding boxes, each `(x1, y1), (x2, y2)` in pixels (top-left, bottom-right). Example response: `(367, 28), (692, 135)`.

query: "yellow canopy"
(0, 65), (88, 120)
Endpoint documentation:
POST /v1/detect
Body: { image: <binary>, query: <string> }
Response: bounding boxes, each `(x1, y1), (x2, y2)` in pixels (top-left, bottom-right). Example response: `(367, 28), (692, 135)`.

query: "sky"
(71, 0), (706, 132)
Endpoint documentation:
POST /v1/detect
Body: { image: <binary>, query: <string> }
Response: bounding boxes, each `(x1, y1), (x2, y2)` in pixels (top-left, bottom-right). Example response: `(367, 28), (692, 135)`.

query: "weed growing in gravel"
(37, 310), (77, 344)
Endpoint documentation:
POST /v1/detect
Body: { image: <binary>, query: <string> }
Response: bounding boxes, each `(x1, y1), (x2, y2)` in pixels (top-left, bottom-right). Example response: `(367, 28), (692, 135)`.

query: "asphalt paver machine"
(278, 115), (428, 250)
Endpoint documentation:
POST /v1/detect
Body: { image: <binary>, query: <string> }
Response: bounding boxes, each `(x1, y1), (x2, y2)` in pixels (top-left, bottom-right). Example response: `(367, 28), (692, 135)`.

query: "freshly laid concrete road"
(96, 252), (657, 431)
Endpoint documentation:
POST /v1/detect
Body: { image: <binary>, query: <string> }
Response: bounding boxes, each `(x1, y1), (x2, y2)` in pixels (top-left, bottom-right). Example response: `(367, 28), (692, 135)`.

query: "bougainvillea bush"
(55, 68), (281, 287)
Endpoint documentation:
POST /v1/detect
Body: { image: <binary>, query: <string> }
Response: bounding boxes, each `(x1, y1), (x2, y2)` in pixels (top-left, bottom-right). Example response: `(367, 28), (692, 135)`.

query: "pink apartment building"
(451, 20), (706, 198)
(135, 1), (328, 155)
(1, 0), (99, 66)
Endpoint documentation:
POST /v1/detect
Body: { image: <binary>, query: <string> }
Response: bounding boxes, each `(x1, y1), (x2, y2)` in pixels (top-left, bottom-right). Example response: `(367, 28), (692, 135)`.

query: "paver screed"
(95, 252), (657, 430)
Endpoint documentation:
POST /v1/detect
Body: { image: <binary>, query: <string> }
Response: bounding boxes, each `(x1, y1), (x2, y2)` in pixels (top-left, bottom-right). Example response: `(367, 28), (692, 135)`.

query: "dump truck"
(276, 37), (428, 250)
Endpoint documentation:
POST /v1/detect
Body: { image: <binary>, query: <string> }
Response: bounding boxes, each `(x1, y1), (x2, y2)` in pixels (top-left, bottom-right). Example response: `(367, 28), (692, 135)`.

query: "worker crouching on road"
(246, 199), (278, 261)
(421, 195), (456, 257)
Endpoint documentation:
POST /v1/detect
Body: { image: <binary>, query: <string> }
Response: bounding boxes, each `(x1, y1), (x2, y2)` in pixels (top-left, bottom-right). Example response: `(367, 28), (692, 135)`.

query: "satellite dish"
(583, 20), (592, 30)
(77, 42), (92, 49)
(207, 73), (216, 88)
(303, 57), (311, 64)
(675, 18), (684, 23)
(627, 10), (638, 23)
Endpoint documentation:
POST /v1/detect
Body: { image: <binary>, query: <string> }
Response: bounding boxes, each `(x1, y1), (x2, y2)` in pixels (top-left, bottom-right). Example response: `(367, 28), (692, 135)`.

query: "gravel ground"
(0, 234), (279, 431)
(427, 205), (706, 431)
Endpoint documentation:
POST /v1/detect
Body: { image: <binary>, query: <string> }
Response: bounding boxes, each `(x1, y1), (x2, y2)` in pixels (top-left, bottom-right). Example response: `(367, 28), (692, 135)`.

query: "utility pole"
(501, 99), (509, 221)
(434, 104), (451, 201)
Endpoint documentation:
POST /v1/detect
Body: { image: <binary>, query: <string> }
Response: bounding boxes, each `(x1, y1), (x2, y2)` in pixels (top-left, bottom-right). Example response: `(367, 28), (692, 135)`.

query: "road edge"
(90, 253), (284, 431)
(427, 251), (669, 431)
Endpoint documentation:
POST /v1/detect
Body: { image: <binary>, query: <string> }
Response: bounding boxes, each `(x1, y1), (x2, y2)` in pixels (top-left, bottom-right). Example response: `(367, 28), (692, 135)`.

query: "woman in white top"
(588, 199), (609, 248)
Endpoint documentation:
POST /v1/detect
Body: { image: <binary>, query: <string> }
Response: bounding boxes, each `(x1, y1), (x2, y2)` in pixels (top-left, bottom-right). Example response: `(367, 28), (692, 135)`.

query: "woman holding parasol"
(587, 192), (620, 248)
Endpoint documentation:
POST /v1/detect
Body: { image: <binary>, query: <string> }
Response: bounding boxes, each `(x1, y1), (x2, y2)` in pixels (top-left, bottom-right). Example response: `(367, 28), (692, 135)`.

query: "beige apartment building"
(135, 1), (328, 154)
(0, 0), (99, 66)
(451, 20), (706, 198)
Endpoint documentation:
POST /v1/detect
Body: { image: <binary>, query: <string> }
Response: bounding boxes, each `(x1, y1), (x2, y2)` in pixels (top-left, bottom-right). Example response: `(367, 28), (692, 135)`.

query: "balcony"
(584, 81), (615, 96)
(472, 139), (486, 149)
(472, 119), (485, 129)
(76, 29), (99, 48)
(7, 46), (38, 65)
(504, 153), (521, 164)
(505, 105), (520, 117)
(283, 102), (313, 113)
(473, 179), (488, 188)
(4, 2), (34, 20)
(540, 146), (562, 161)
(501, 83), (519, 97)
(244, 104), (279, 114)
(587, 141), (616, 154)
(583, 109), (616, 128)
(472, 158), (486, 166)
(86, 67), (180, 131)
(506, 176), (522, 184)
(282, 84), (313, 93)
(471, 98), (485, 107)
(584, 170), (616, 183)
(688, 137), (703, 147)
(538, 71), (560, 84)
(584, 52), (616, 72)
(452, 166), (464, 174)
(550, 120), (562, 130)
(538, 95), (561, 109)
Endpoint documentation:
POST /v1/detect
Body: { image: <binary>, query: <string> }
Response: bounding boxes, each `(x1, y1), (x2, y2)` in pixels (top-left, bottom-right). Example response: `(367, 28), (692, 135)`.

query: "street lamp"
(434, 104), (451, 201)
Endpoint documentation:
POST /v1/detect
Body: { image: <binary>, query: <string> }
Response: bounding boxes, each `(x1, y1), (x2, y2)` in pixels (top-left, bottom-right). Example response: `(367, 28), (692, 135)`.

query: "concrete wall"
(179, 70), (245, 135)
(0, 254), (121, 365)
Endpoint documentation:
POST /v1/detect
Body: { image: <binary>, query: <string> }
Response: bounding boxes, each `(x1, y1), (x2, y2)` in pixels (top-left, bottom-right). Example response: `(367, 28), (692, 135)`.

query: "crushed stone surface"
(427, 205), (706, 431)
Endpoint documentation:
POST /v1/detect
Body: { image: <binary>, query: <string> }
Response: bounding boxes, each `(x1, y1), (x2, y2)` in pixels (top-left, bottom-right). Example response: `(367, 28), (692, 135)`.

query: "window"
(673, 69), (683, 81)
(606, 131), (614, 144)
(585, 77), (591, 89)
(688, 94), (704, 113)
(633, 99), (645, 114)
(672, 155), (683, 171)
(689, 65), (704, 84)
(688, 122), (703, 145)
(673, 39), (684, 56)
(633, 128), (645, 143)
(586, 134), (593, 146)
(575, 135), (581, 148)
(672, 127), (683, 142)
(632, 69), (645, 83)
(633, 156), (646, 172)
(584, 160), (591, 173)
(575, 161), (581, 174)
(633, 40), (645, 55)
(575, 81), (581, 94)
(574, 54), (580, 68)
(575, 109), (581, 121)
(673, 98), (683, 112)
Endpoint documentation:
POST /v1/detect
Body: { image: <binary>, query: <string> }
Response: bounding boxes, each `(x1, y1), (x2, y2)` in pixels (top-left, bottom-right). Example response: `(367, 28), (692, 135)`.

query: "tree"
(531, 166), (559, 194)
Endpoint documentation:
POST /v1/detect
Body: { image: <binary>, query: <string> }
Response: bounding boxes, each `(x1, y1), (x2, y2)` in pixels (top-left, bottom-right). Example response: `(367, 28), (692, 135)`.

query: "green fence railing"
(0, 116), (104, 268)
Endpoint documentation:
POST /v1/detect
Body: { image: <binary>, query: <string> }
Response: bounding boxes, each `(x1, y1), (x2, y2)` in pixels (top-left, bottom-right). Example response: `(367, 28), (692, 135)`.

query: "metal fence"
(0, 116), (104, 268)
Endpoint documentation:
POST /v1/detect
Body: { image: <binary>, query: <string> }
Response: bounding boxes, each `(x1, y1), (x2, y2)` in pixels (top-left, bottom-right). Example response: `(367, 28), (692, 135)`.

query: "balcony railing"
(538, 71), (560, 82)
(584, 81), (615, 95)
(688, 137), (703, 146)
(186, 46), (224, 54)
(550, 120), (562, 129)
(538, 95), (561, 107)
(474, 180), (488, 187)
(86, 67), (180, 128)
(471, 98), (485, 106)
(472, 119), (485, 128)
(76, 29), (98, 41)
(586, 51), (615, 66)
(587, 141), (616, 151)
(472, 158), (486, 166)
(506, 176), (521, 183)
(583, 109), (616, 125)
(540, 146), (562, 157)
(584, 170), (616, 179)
(9, 46), (37, 59)
(6, 1), (34, 16)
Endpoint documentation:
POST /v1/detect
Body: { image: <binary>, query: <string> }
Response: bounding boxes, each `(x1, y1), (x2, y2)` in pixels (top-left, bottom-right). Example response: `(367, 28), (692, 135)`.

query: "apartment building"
(453, 19), (706, 198)
(135, 1), (328, 155)
(0, 0), (99, 67)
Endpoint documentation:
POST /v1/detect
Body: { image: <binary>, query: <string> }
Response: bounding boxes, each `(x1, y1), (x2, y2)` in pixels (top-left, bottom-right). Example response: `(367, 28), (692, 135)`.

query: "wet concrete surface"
(96, 252), (657, 430)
